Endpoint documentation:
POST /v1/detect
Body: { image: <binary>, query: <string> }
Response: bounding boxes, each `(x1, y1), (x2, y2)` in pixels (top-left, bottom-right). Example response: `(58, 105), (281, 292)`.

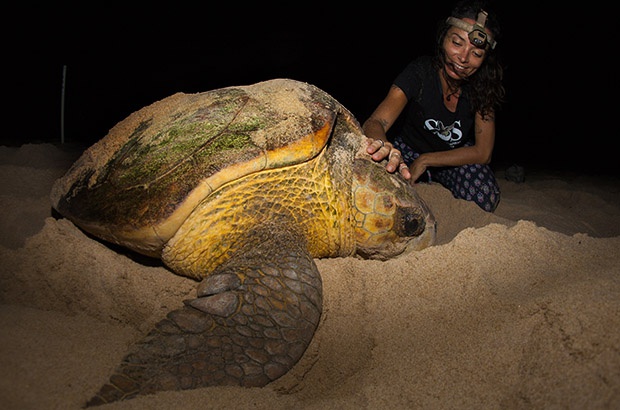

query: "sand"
(1, 143), (619, 409)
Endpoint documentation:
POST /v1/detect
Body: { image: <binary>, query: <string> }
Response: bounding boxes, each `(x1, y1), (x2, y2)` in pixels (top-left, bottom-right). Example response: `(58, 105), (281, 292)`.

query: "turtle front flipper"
(84, 226), (322, 407)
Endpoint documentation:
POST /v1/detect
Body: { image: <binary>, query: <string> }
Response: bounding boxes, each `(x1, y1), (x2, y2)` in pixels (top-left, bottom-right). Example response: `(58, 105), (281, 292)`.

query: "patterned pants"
(393, 136), (500, 212)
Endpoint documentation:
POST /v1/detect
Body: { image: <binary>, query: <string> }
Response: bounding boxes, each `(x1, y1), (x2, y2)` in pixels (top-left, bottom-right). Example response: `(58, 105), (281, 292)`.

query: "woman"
(363, 0), (505, 212)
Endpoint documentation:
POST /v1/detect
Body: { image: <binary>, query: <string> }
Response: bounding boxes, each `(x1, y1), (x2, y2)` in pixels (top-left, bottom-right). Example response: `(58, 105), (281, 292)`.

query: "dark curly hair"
(434, 0), (505, 120)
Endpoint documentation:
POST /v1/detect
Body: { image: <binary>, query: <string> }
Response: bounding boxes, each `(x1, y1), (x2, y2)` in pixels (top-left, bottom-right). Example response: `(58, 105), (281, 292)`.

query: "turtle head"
(351, 157), (436, 260)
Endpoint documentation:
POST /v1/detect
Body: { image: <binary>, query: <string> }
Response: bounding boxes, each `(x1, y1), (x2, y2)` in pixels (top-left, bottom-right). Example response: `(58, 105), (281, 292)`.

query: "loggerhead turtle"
(50, 78), (436, 407)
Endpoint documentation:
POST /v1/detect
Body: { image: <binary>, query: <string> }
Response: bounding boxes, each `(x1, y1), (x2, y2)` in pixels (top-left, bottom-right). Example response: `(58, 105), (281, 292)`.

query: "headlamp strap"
(476, 10), (488, 27)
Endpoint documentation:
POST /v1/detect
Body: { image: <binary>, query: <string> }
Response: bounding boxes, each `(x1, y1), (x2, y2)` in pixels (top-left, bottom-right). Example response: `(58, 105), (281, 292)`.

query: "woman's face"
(442, 18), (492, 81)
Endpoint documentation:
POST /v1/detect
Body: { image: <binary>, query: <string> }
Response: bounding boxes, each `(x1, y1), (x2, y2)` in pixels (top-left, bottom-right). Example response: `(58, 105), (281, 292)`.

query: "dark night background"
(5, 3), (617, 176)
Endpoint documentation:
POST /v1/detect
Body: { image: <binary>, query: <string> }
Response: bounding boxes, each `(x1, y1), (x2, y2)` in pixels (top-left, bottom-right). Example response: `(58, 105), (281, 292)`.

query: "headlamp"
(446, 10), (497, 50)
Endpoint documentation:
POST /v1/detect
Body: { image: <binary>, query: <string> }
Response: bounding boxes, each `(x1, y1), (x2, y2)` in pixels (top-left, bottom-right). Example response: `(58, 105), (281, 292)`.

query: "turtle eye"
(400, 210), (425, 237)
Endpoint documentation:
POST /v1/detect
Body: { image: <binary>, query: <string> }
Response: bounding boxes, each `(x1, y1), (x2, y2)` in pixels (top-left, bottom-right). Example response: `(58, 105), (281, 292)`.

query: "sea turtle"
(50, 78), (436, 407)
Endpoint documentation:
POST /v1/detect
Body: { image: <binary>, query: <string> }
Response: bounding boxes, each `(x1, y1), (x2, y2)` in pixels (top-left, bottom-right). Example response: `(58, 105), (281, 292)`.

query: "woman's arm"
(362, 85), (410, 176)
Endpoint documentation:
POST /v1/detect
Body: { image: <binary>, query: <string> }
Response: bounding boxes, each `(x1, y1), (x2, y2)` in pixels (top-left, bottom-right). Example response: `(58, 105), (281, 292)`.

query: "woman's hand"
(408, 158), (428, 182)
(366, 138), (412, 180)
(362, 86), (411, 181)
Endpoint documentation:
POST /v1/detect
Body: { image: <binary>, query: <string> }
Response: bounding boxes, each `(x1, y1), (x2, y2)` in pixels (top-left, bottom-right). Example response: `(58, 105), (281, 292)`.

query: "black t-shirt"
(391, 56), (475, 153)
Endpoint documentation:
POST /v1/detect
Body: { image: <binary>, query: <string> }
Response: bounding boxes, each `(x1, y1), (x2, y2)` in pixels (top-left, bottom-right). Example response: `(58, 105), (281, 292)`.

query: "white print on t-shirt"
(424, 119), (462, 147)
